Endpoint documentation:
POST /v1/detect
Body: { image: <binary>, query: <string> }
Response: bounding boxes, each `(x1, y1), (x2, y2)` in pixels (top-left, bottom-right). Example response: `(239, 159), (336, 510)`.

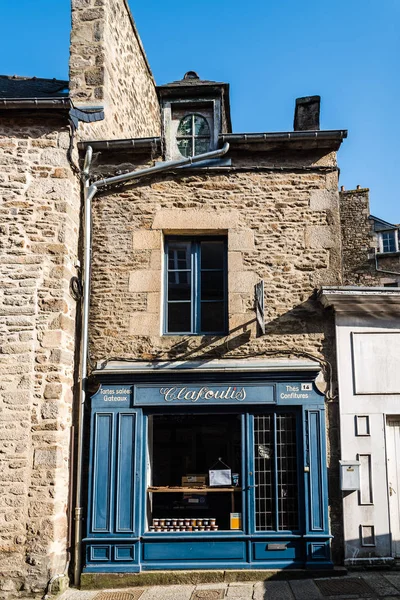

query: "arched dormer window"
(176, 114), (211, 158)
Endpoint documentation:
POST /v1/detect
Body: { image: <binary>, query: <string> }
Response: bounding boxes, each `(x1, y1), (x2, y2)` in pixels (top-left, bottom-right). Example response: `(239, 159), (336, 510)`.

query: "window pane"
(201, 271), (224, 300)
(194, 138), (210, 155)
(201, 302), (224, 332)
(168, 302), (191, 333)
(177, 115), (193, 136)
(276, 414), (299, 531)
(254, 415), (274, 531)
(382, 231), (396, 253)
(168, 271), (191, 300)
(168, 243), (191, 270)
(177, 138), (191, 157)
(201, 241), (224, 269)
(194, 115), (210, 136)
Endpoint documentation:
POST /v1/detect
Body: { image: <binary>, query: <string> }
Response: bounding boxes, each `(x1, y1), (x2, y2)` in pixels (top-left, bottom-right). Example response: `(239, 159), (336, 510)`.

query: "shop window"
(165, 237), (227, 335)
(378, 230), (399, 253)
(146, 414), (242, 532)
(176, 114), (211, 157)
(254, 413), (299, 531)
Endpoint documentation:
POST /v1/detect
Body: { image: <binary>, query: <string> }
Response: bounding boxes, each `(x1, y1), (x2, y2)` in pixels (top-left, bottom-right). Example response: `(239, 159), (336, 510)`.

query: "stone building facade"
(4, 0), (398, 594)
(340, 187), (400, 286)
(0, 0), (160, 596)
(76, 76), (347, 577)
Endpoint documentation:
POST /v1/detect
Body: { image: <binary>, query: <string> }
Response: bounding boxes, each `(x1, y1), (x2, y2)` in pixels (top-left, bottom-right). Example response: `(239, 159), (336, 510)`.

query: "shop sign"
(91, 385), (132, 408)
(135, 384), (275, 405)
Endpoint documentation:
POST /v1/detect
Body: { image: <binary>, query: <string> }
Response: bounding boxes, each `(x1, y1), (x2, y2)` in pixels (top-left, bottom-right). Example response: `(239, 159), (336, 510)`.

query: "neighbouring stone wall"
(87, 147), (344, 561)
(0, 115), (80, 597)
(340, 188), (400, 285)
(70, 0), (161, 140)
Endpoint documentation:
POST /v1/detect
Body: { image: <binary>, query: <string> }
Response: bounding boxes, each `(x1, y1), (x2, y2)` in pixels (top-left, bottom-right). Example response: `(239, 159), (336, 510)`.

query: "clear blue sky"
(1, 0), (399, 222)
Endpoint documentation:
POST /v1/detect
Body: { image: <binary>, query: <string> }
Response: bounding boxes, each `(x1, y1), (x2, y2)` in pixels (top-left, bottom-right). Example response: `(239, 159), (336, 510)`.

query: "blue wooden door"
(88, 409), (141, 538)
(248, 410), (303, 535)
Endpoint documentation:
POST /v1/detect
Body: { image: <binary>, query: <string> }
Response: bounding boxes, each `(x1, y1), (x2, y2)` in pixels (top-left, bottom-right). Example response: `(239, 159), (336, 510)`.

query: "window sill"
(376, 251), (400, 257)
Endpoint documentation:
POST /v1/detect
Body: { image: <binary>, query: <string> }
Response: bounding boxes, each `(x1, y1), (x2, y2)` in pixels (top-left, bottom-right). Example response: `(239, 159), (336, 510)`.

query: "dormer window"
(378, 230), (400, 253)
(177, 114), (211, 157)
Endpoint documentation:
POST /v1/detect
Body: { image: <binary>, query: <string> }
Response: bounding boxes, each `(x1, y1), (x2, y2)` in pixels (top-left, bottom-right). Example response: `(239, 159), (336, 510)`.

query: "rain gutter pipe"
(73, 142), (230, 585)
(374, 252), (400, 277)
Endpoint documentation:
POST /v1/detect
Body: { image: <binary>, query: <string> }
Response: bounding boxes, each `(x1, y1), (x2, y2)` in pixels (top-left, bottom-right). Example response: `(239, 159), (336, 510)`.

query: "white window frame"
(377, 229), (400, 254)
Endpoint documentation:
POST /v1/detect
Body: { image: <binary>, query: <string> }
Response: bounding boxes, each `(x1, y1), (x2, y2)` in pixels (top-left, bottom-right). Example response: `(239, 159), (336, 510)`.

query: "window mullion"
(273, 412), (279, 531)
(192, 242), (198, 333)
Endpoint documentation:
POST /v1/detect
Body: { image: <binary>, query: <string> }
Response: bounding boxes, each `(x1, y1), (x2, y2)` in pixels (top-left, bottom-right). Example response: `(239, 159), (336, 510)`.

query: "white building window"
(378, 229), (400, 253)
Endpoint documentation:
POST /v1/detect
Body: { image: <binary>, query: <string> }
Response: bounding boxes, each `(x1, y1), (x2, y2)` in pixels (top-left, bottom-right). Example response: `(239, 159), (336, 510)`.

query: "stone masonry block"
(147, 292), (161, 314)
(229, 293), (244, 314)
(129, 270), (161, 292)
(33, 447), (63, 469)
(150, 249), (162, 270)
(130, 312), (160, 336)
(305, 225), (336, 249)
(41, 331), (63, 349)
(229, 271), (257, 293)
(228, 251), (244, 272)
(228, 230), (255, 251)
(309, 190), (338, 211)
(44, 384), (63, 400)
(229, 313), (257, 333)
(132, 229), (161, 250)
(152, 209), (239, 231)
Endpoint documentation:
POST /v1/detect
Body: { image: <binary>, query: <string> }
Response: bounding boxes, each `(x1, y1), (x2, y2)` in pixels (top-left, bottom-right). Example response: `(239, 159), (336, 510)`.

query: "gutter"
(220, 130), (347, 143)
(73, 142), (230, 586)
(0, 97), (71, 109)
(77, 129), (347, 152)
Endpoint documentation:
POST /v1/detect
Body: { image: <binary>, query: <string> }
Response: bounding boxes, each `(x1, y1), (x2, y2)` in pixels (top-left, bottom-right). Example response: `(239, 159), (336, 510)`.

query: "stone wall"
(340, 188), (400, 286)
(0, 115), (80, 597)
(87, 146), (344, 561)
(70, 0), (161, 140)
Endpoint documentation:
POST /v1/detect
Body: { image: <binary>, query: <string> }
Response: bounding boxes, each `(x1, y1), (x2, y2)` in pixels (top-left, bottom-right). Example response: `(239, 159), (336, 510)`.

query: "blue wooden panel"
(308, 542), (329, 560)
(89, 545), (110, 561)
(253, 541), (303, 561)
(143, 541), (246, 561)
(308, 411), (324, 531)
(116, 413), (136, 533)
(92, 413), (113, 533)
(114, 545), (136, 561)
(135, 383), (275, 406)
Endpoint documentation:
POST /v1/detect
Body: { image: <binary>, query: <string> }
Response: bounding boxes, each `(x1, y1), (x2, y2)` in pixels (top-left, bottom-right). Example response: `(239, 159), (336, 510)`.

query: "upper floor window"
(378, 230), (400, 253)
(165, 237), (227, 335)
(177, 114), (211, 158)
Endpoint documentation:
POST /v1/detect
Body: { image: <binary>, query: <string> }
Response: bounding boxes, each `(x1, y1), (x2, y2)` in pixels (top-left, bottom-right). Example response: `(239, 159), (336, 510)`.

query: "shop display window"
(146, 414), (242, 532)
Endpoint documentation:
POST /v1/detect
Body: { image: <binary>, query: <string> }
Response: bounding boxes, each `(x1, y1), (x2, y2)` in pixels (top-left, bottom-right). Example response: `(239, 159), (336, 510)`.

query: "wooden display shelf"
(147, 486), (242, 493)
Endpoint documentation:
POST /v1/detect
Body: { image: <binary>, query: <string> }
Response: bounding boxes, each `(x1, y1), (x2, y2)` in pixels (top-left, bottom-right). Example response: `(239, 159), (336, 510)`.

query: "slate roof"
(157, 71), (226, 89)
(0, 75), (69, 98)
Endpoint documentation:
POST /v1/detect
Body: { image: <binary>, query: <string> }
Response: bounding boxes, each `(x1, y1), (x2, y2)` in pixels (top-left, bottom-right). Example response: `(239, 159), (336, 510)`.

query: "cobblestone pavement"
(59, 572), (400, 600)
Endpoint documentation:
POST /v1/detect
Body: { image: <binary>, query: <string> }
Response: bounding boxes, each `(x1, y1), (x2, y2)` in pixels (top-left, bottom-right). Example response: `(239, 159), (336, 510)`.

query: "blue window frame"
(164, 237), (227, 335)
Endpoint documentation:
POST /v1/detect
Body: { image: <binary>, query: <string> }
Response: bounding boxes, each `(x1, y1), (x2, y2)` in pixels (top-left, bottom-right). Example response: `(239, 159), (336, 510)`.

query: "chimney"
(294, 96), (321, 131)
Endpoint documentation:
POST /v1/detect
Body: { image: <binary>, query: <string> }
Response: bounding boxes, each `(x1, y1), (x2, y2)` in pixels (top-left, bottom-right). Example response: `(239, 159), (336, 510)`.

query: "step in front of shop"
(80, 567), (347, 590)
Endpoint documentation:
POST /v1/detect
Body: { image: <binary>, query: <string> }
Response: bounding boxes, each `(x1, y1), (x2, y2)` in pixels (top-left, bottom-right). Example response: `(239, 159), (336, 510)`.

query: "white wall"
(335, 313), (400, 562)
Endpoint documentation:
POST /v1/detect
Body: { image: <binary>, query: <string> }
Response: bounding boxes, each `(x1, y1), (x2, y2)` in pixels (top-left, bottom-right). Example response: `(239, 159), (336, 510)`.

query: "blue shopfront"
(83, 361), (332, 572)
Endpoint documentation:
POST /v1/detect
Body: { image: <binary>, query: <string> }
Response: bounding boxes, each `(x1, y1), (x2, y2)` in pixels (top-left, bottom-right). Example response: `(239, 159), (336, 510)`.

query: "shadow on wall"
(344, 532), (393, 563)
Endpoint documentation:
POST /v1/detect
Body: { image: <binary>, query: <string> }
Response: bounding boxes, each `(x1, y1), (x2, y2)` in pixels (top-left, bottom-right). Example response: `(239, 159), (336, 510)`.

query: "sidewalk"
(59, 571), (400, 600)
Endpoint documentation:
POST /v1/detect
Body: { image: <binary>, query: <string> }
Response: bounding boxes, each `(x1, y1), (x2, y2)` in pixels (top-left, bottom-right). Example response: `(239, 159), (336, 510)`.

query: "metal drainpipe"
(73, 142), (230, 585)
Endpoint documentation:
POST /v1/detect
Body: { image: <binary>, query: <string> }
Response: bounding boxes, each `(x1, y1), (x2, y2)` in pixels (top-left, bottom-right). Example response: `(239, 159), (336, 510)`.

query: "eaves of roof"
(319, 286), (400, 314)
(0, 97), (71, 110)
(78, 129), (347, 152)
